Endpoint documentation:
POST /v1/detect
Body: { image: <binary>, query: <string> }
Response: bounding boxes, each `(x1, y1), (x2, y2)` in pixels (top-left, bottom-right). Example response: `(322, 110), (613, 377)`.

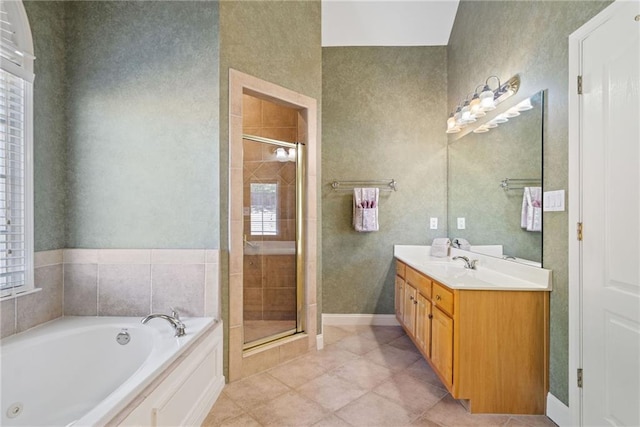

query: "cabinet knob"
(409, 296), (414, 300)
(413, 300), (418, 305)
(435, 295), (442, 301)
(428, 314), (433, 319)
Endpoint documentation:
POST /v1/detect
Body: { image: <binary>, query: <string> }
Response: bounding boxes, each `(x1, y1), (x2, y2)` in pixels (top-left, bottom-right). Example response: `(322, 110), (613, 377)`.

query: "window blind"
(0, 4), (23, 67)
(0, 69), (26, 295)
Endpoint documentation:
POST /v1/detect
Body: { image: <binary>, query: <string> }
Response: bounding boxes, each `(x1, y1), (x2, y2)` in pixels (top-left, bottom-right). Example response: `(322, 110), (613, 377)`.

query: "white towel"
(430, 238), (450, 257)
(521, 187), (542, 232)
(353, 188), (379, 232)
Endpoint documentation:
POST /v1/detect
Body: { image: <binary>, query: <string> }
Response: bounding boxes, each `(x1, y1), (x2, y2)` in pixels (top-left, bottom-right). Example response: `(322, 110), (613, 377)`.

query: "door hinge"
(577, 222), (583, 241)
(577, 75), (583, 95)
(577, 368), (583, 388)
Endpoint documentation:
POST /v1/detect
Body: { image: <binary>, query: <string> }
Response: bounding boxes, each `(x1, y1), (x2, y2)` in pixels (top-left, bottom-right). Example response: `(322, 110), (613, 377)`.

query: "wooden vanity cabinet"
(394, 259), (548, 415)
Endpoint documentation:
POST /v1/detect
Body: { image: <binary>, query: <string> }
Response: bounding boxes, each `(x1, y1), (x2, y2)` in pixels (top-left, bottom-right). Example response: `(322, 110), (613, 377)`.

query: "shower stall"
(241, 94), (304, 349)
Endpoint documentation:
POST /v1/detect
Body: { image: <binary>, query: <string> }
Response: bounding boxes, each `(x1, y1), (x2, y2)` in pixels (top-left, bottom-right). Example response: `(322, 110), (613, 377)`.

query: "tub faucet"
(141, 310), (186, 337)
(452, 255), (478, 270)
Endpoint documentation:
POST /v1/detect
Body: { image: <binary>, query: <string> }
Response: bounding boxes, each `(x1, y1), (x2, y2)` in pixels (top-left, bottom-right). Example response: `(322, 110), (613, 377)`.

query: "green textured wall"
(24, 2), (67, 251)
(322, 47), (448, 314)
(64, 1), (220, 249)
(447, 0), (612, 405)
(218, 0), (322, 375)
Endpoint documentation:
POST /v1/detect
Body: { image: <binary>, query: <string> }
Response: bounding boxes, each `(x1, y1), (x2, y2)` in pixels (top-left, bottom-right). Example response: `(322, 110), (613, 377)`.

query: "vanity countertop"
(394, 245), (551, 291)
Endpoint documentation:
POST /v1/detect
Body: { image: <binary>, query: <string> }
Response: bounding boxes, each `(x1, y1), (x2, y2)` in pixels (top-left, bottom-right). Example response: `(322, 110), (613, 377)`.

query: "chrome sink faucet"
(452, 255), (478, 270)
(141, 307), (186, 337)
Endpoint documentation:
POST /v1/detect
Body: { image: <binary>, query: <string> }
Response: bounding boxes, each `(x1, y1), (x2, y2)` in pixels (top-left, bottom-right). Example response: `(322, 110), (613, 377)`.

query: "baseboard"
(316, 333), (324, 350)
(546, 393), (571, 427)
(322, 314), (400, 326)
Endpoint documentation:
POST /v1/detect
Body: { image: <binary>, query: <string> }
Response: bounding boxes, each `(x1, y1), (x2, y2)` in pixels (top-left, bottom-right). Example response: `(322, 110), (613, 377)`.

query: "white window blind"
(0, 69), (26, 296)
(250, 183), (278, 236)
(0, 3), (23, 67)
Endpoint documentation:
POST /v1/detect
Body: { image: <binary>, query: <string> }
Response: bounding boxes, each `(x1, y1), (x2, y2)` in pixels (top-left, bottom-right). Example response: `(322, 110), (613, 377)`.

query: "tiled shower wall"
(242, 94), (299, 321)
(1, 249), (219, 339)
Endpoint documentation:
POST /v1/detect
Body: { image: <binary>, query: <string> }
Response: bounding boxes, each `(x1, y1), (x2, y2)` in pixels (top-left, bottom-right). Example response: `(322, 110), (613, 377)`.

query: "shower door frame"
(241, 134), (305, 350)
(227, 69), (318, 382)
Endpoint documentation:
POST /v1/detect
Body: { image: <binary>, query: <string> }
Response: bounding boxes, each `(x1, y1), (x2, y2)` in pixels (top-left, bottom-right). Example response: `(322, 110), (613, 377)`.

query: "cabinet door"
(403, 284), (417, 336)
(395, 276), (405, 324)
(431, 306), (454, 387)
(415, 292), (431, 356)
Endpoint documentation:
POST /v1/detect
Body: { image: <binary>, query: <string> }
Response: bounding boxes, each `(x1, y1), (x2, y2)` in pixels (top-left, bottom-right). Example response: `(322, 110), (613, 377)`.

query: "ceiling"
(321, 0), (460, 47)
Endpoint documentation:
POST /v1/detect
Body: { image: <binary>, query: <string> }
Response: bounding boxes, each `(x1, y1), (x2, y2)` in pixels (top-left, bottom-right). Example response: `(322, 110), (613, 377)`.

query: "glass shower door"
(242, 134), (302, 349)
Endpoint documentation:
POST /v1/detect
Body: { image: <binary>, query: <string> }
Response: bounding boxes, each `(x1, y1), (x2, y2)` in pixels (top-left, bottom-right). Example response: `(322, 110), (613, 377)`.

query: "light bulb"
(275, 147), (287, 162)
(287, 148), (296, 161)
(516, 98), (533, 111)
(479, 85), (496, 111)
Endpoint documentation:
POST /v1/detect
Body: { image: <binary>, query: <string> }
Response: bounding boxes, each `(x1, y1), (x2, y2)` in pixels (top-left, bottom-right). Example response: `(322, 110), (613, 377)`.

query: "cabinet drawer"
(406, 266), (431, 299)
(432, 282), (454, 316)
(396, 260), (406, 279)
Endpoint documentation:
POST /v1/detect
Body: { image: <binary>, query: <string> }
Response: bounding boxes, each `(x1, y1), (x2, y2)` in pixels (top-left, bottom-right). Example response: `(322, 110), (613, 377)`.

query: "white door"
(580, 1), (640, 426)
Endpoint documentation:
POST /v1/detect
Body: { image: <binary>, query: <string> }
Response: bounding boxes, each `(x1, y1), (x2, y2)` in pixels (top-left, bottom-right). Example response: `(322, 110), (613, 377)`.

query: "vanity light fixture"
(275, 147), (288, 161)
(446, 74), (520, 134)
(274, 147), (296, 162)
(446, 113), (461, 133)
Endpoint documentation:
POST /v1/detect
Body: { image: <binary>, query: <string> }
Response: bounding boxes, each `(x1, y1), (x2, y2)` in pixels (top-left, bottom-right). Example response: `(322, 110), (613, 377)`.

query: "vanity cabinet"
(394, 259), (548, 415)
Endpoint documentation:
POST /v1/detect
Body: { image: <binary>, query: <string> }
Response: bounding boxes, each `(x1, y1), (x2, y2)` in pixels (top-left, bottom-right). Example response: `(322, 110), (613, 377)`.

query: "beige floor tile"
(223, 372), (291, 410)
(269, 356), (327, 388)
(411, 416), (446, 426)
(202, 393), (245, 426)
(357, 325), (406, 344)
(364, 344), (421, 372)
(250, 391), (328, 426)
(331, 358), (395, 390)
(373, 372), (448, 416)
(387, 334), (420, 352)
(219, 413), (262, 427)
(300, 345), (360, 371)
(298, 373), (368, 411)
(312, 414), (354, 427)
(334, 333), (383, 355)
(335, 392), (415, 426)
(417, 395), (510, 427)
(508, 415), (558, 427)
(322, 325), (353, 345)
(406, 358), (447, 389)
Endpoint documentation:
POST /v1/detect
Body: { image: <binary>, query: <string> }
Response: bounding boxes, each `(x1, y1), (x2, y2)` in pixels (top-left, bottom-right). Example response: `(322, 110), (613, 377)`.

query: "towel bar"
(500, 178), (541, 191)
(331, 179), (397, 192)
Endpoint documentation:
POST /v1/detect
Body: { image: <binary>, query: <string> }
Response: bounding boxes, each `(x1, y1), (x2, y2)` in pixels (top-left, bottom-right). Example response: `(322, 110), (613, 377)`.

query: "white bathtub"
(0, 316), (220, 427)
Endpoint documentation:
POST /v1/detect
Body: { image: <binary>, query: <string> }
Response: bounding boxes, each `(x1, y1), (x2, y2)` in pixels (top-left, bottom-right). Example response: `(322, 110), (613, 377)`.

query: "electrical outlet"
(457, 217), (466, 229)
(430, 217), (438, 230)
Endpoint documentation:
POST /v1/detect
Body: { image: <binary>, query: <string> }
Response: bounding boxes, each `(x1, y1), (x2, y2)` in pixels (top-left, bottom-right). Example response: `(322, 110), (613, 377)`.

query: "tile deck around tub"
(202, 325), (558, 427)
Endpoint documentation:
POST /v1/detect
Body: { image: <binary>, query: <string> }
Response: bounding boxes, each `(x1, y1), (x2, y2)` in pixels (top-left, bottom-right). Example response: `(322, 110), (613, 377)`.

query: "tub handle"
(170, 306), (180, 321)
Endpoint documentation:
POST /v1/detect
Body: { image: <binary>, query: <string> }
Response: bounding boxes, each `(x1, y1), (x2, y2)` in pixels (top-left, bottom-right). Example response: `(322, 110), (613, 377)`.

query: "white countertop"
(394, 245), (552, 291)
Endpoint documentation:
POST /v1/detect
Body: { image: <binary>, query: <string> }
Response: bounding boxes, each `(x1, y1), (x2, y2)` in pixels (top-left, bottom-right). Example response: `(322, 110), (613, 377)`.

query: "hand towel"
(521, 187), (542, 232)
(430, 238), (450, 257)
(353, 188), (379, 232)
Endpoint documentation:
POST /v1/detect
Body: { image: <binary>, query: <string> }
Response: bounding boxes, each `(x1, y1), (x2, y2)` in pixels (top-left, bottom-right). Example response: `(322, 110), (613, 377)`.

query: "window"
(250, 183), (278, 236)
(0, 0), (34, 298)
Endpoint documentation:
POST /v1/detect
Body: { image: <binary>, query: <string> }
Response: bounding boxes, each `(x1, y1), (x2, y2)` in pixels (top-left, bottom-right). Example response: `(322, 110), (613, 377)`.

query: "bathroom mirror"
(447, 90), (544, 266)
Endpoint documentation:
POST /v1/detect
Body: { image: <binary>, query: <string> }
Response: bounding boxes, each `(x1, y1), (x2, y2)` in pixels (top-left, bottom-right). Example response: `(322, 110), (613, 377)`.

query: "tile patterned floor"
(203, 325), (558, 427)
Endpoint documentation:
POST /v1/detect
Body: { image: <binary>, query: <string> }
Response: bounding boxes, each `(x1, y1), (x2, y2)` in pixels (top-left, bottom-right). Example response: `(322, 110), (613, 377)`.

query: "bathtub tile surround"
(1, 249), (220, 340)
(98, 264), (151, 316)
(1, 249), (64, 339)
(62, 249), (220, 319)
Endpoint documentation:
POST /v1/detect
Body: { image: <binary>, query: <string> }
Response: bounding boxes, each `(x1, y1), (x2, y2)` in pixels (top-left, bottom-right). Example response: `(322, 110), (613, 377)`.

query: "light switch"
(457, 217), (466, 229)
(430, 217), (438, 230)
(543, 190), (565, 212)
